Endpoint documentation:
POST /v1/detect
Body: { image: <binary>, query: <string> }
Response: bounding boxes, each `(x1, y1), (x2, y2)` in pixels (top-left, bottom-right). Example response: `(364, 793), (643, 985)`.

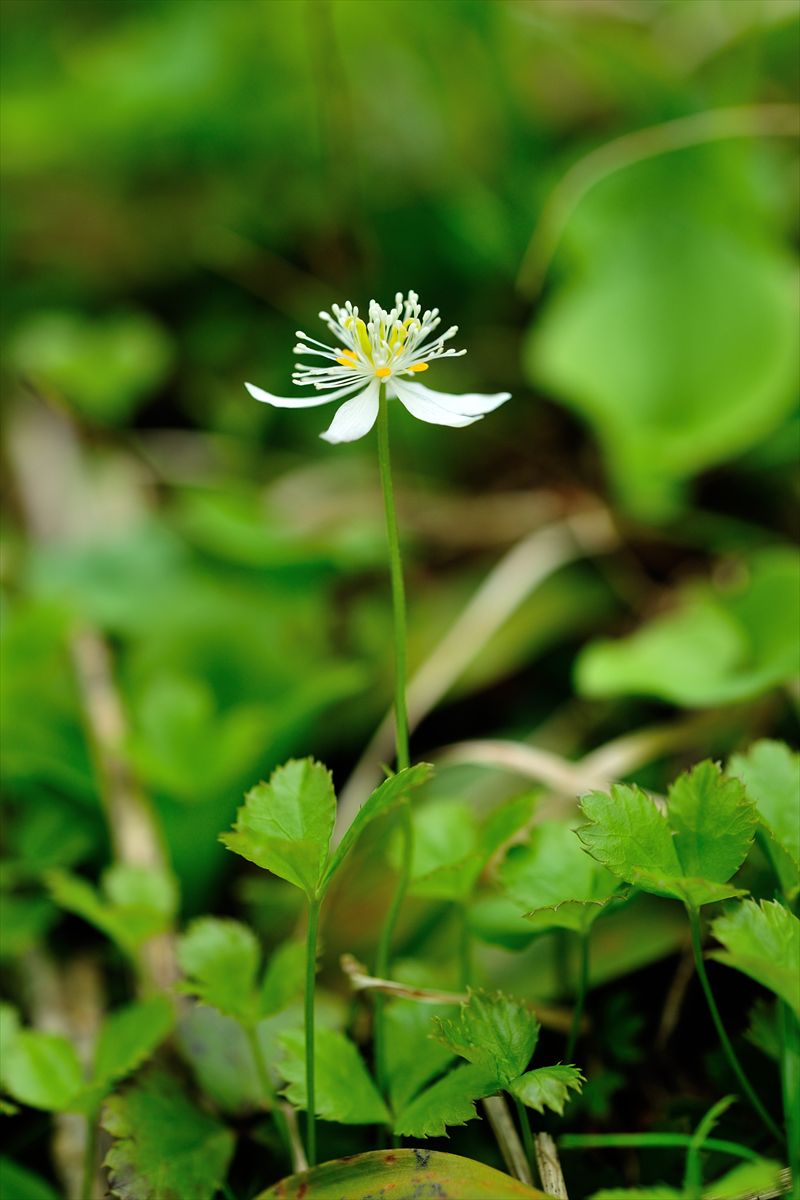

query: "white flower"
(245, 291), (511, 444)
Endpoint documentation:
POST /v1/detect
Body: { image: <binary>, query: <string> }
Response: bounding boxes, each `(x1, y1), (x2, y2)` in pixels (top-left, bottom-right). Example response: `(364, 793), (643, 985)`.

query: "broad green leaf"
(48, 864), (176, 955)
(589, 1190), (682, 1200)
(0, 1158), (61, 1200)
(278, 1027), (389, 1125)
(177, 917), (260, 1022)
(260, 939), (305, 1016)
(576, 550), (800, 706)
(3, 1031), (83, 1112)
(667, 763), (756, 883)
(323, 763), (433, 888)
(729, 740), (800, 895)
(481, 793), (537, 859)
(384, 1000), (457, 1112)
(703, 1159), (783, 1200)
(579, 787), (681, 882)
(433, 990), (538, 1087)
(709, 900), (800, 1015)
(393, 1063), (498, 1138)
(0, 1003), (21, 1065)
(175, 1006), (262, 1117)
(93, 997), (174, 1091)
(396, 799), (482, 902)
(527, 149), (798, 521)
(509, 1064), (584, 1116)
(499, 821), (619, 935)
(102, 1070), (235, 1200)
(579, 765), (756, 908)
(220, 759), (336, 898)
(255, 1149), (549, 1199)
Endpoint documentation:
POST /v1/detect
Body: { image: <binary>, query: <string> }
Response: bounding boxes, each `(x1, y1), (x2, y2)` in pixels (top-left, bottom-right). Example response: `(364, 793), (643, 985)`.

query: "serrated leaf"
(102, 1070), (235, 1200)
(0, 1158), (61, 1200)
(278, 1027), (389, 1125)
(177, 917), (260, 1022)
(260, 939), (305, 1017)
(433, 990), (538, 1087)
(499, 821), (619, 935)
(729, 740), (800, 894)
(668, 763), (756, 883)
(3, 1031), (83, 1112)
(323, 763), (433, 889)
(384, 1000), (457, 1112)
(255, 1148), (550, 1199)
(709, 899), (800, 1015)
(509, 1064), (585, 1115)
(702, 1158), (783, 1199)
(93, 997), (174, 1091)
(393, 1063), (498, 1138)
(220, 759), (335, 898)
(579, 764), (757, 909)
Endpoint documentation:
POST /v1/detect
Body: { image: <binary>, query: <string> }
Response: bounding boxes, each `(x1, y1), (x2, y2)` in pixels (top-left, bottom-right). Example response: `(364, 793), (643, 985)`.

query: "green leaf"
(709, 899), (800, 1015)
(48, 864), (176, 956)
(499, 821), (620, 935)
(254, 1149), (549, 1199)
(668, 763), (756, 884)
(175, 1006), (261, 1117)
(102, 1070), (235, 1200)
(433, 990), (538, 1087)
(527, 149), (798, 520)
(220, 759), (336, 898)
(93, 997), (174, 1091)
(396, 799), (482, 902)
(278, 1027), (389, 1125)
(589, 1190), (683, 1199)
(508, 1064), (585, 1116)
(177, 918), (260, 1022)
(702, 1159), (783, 1199)
(728, 740), (800, 894)
(579, 764), (756, 909)
(575, 549), (800, 706)
(384, 1000), (457, 1113)
(0, 1003), (21, 1065)
(3, 1031), (83, 1112)
(260, 939), (306, 1017)
(393, 1064), (498, 1138)
(323, 763), (433, 889)
(0, 1158), (61, 1200)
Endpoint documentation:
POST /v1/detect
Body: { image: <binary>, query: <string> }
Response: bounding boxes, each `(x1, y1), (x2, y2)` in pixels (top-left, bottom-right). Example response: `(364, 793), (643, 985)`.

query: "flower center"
(337, 317), (430, 378)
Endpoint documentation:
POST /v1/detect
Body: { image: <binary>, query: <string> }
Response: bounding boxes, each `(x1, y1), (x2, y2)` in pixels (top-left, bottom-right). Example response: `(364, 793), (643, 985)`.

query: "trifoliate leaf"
(667, 763), (756, 884)
(499, 821), (620, 934)
(433, 990), (539, 1087)
(709, 900), (800, 1015)
(48, 864), (176, 956)
(102, 1070), (235, 1200)
(392, 1063), (498, 1138)
(728, 740), (800, 896)
(259, 939), (305, 1017)
(93, 997), (174, 1091)
(579, 764), (756, 909)
(0, 1157), (61, 1200)
(508, 1064), (585, 1115)
(384, 1000), (457, 1113)
(323, 763), (433, 889)
(278, 1027), (389, 1125)
(2, 1031), (83, 1112)
(220, 759), (336, 898)
(177, 917), (260, 1022)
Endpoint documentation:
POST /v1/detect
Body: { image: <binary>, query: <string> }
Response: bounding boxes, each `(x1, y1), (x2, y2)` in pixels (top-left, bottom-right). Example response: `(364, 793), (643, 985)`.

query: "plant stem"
(559, 1133), (761, 1162)
(81, 1111), (98, 1200)
(373, 389), (412, 1098)
(513, 1094), (536, 1177)
(687, 906), (783, 1144)
(245, 1023), (292, 1158)
(779, 1002), (800, 1199)
(305, 898), (321, 1167)
(565, 932), (590, 1062)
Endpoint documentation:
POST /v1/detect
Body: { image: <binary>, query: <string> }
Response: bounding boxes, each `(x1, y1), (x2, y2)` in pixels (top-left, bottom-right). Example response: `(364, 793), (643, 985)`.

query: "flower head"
(245, 291), (511, 443)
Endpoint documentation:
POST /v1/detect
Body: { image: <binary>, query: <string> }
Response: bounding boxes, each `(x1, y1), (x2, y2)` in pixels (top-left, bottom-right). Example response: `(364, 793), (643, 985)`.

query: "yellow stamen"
(375, 367), (392, 378)
(409, 362), (429, 373)
(336, 351), (358, 367)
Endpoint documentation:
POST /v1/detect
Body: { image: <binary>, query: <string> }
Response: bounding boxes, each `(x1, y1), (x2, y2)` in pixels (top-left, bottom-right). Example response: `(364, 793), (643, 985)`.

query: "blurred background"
(1, 0), (798, 1140)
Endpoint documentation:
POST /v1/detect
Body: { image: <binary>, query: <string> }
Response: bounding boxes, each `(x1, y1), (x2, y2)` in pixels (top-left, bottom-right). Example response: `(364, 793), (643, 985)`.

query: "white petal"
(320, 380), (380, 444)
(245, 380), (362, 409)
(389, 377), (482, 428)
(395, 378), (511, 416)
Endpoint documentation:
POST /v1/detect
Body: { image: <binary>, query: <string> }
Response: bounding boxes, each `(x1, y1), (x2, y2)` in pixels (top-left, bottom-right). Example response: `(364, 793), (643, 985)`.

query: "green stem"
(81, 1110), (98, 1200)
(245, 1024), (292, 1158)
(687, 906), (782, 1144)
(374, 388), (412, 1100)
(779, 1002), (800, 1199)
(513, 1094), (536, 1176)
(565, 932), (590, 1062)
(559, 1133), (761, 1162)
(305, 898), (321, 1167)
(458, 902), (473, 989)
